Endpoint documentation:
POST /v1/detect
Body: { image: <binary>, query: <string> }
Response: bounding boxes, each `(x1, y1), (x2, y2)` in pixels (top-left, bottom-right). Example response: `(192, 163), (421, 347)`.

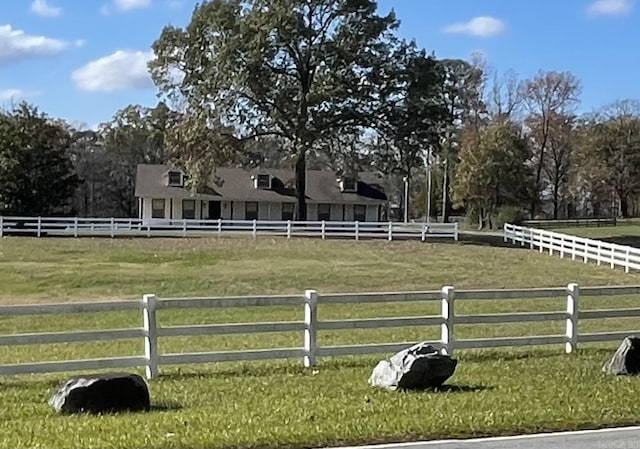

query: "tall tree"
(372, 53), (448, 218)
(100, 103), (172, 216)
(521, 70), (581, 218)
(0, 103), (77, 216)
(534, 112), (575, 219)
(438, 57), (486, 221)
(150, 0), (403, 220)
(452, 120), (531, 229)
(575, 100), (640, 217)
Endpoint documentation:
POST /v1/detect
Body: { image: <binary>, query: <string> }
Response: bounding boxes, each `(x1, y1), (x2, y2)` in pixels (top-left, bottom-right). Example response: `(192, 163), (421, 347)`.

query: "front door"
(208, 201), (222, 219)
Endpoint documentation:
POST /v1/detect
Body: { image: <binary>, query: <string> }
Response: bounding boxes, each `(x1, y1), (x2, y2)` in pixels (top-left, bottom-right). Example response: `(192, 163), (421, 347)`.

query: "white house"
(135, 165), (389, 223)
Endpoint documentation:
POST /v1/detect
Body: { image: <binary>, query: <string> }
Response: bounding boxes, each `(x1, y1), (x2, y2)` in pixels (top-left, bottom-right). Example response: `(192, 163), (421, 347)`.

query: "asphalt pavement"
(331, 427), (640, 449)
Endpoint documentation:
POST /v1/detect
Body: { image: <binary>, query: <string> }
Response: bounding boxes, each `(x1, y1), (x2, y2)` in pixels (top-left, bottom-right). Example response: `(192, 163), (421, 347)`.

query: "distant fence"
(1, 283), (638, 379)
(522, 218), (617, 229)
(504, 223), (639, 273)
(0, 216), (458, 241)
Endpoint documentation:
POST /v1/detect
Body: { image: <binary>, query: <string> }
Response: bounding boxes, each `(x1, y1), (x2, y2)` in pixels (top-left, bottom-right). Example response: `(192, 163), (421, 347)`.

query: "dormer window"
(168, 171), (182, 187)
(254, 173), (271, 189)
(340, 177), (357, 193)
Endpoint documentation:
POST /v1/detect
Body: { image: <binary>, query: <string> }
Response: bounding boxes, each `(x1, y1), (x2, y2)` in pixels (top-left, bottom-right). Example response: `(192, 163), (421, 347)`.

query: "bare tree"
(521, 70), (581, 218)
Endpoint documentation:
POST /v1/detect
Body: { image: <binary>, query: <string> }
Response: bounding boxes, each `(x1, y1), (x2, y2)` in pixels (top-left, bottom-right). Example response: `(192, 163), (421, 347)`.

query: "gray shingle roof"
(135, 165), (388, 205)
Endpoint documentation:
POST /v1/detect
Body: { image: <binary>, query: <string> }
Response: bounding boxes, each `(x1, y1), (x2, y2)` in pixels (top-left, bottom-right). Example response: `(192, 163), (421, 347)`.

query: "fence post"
(421, 223), (427, 242)
(287, 220), (292, 239)
(146, 223), (151, 238)
(571, 236), (576, 260)
(252, 219), (257, 239)
(597, 242), (602, 266)
(388, 222), (393, 241)
(529, 228), (534, 250)
(142, 294), (159, 379)
(110, 217), (115, 238)
(0, 216), (4, 238)
(539, 231), (544, 253)
(303, 289), (318, 368)
(73, 217), (78, 238)
(182, 219), (187, 238)
(37, 216), (42, 237)
(355, 221), (360, 241)
(454, 222), (459, 241)
(565, 283), (579, 354)
(610, 245), (615, 269)
(217, 218), (222, 239)
(503, 223), (508, 243)
(441, 286), (455, 356)
(626, 247), (631, 274)
(321, 220), (326, 240)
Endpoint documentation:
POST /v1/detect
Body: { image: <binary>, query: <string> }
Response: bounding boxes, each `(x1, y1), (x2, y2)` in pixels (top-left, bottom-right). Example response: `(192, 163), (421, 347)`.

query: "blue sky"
(0, 0), (638, 128)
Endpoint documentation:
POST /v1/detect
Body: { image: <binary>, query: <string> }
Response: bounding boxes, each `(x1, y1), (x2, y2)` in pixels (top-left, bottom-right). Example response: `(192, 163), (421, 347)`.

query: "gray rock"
(49, 373), (151, 414)
(603, 336), (640, 375)
(368, 342), (457, 390)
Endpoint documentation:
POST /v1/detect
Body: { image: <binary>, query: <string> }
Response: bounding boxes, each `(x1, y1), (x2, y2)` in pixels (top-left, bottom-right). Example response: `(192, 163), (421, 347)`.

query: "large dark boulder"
(49, 373), (151, 414)
(368, 342), (457, 390)
(603, 336), (640, 375)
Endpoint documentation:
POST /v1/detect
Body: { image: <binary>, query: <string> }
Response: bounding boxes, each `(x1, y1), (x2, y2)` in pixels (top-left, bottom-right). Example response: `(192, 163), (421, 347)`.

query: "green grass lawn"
(2, 236), (640, 449)
(548, 223), (640, 248)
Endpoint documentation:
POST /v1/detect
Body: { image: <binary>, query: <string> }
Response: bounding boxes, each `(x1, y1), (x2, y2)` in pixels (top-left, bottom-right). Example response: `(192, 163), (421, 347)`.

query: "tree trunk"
(442, 164), (450, 223)
(553, 184), (559, 220)
(295, 149), (307, 221)
(620, 194), (629, 218)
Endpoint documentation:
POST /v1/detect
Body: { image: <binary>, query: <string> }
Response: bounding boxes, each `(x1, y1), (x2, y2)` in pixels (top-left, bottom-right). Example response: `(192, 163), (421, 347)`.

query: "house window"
(182, 199), (196, 219)
(151, 199), (165, 219)
(256, 174), (271, 189)
(341, 177), (357, 192)
(354, 204), (367, 222)
(168, 171), (182, 186)
(282, 202), (294, 221)
(318, 203), (331, 221)
(245, 202), (259, 220)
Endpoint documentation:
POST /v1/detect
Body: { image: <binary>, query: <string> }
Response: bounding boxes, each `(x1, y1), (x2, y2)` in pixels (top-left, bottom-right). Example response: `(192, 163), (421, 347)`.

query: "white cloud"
(0, 89), (25, 101)
(444, 16), (507, 38)
(30, 0), (62, 17)
(72, 50), (154, 92)
(101, 0), (151, 14)
(0, 24), (68, 66)
(588, 0), (633, 16)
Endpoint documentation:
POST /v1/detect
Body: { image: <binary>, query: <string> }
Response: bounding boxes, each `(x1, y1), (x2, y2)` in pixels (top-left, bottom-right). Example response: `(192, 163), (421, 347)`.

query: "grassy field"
(2, 236), (640, 449)
(549, 223), (640, 247)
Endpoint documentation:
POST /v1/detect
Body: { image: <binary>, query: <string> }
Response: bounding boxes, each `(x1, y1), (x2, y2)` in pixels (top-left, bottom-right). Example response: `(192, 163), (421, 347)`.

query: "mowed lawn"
(549, 223), (640, 248)
(2, 236), (640, 449)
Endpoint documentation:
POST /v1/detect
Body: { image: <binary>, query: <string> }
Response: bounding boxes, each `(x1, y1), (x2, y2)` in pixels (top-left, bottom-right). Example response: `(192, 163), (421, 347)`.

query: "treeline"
(2, 0), (639, 227)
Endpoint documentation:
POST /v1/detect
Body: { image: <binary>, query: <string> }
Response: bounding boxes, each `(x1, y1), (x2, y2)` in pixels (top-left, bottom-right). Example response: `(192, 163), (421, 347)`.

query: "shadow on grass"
(151, 400), (183, 412)
(600, 236), (640, 248)
(456, 232), (530, 250)
(409, 384), (493, 394)
(158, 349), (596, 381)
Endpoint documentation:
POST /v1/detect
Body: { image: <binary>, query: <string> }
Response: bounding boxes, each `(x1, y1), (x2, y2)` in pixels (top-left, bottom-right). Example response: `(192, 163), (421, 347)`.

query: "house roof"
(135, 165), (388, 205)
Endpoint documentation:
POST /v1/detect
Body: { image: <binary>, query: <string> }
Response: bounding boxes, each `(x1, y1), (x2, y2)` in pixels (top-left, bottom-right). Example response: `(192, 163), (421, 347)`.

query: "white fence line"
(504, 223), (640, 273)
(1, 283), (639, 379)
(0, 216), (458, 241)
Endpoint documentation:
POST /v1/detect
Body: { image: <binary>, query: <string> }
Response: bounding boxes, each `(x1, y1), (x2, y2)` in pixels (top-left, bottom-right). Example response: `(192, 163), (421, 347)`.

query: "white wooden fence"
(1, 283), (639, 379)
(504, 223), (640, 273)
(0, 216), (458, 241)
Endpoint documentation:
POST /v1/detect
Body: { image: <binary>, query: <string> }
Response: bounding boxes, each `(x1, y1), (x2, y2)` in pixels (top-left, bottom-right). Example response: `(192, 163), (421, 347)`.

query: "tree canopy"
(0, 103), (77, 216)
(150, 0), (407, 219)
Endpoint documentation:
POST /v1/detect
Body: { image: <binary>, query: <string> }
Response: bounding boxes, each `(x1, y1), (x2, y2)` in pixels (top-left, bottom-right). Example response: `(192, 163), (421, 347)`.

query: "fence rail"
(521, 218), (617, 228)
(0, 216), (458, 241)
(1, 283), (638, 379)
(504, 223), (640, 273)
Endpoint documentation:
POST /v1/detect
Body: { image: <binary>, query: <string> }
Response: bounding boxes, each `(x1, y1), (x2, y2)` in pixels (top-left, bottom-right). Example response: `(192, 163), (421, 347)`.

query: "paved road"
(334, 427), (640, 449)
